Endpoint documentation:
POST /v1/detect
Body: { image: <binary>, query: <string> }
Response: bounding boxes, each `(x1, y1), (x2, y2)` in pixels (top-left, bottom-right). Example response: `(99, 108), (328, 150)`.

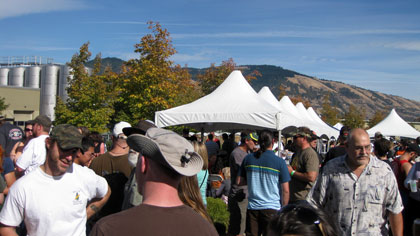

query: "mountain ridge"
(86, 58), (420, 121)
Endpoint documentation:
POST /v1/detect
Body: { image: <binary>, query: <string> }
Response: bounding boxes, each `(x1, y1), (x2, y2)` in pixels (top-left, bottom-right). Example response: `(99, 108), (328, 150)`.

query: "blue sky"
(1, 0), (419, 101)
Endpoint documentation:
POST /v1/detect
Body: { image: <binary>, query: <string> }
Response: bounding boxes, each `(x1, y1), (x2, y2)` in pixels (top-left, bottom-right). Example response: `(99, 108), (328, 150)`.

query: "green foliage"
(206, 197), (230, 233)
(368, 110), (386, 128)
(54, 42), (118, 133)
(197, 58), (236, 95)
(115, 21), (200, 124)
(0, 96), (9, 114)
(320, 93), (340, 126)
(196, 59), (260, 95)
(85, 57), (125, 74)
(343, 104), (366, 129)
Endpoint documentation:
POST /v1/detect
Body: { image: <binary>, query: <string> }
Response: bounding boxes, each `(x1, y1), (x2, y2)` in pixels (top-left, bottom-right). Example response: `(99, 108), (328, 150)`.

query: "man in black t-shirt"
(0, 116), (23, 157)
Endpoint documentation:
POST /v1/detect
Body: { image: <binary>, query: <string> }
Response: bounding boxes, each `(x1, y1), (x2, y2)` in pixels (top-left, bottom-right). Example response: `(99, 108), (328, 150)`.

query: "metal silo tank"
(40, 65), (59, 120)
(59, 65), (72, 101)
(25, 66), (41, 88)
(0, 68), (9, 86)
(10, 67), (25, 87)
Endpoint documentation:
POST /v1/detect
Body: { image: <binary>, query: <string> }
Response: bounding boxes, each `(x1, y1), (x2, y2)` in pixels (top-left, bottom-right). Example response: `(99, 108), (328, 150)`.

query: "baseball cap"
(246, 132), (259, 142)
(290, 127), (313, 138)
(113, 121), (131, 138)
(123, 120), (156, 136)
(29, 115), (51, 129)
(406, 143), (420, 156)
(127, 127), (203, 177)
(50, 124), (83, 150)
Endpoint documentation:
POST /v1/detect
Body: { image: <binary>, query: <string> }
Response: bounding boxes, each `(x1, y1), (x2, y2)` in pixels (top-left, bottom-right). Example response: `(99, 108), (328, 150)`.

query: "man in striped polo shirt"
(238, 130), (290, 236)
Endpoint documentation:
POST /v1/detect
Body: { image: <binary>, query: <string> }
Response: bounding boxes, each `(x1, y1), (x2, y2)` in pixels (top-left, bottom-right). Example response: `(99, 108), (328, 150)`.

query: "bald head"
(347, 128), (369, 146)
(346, 128), (371, 169)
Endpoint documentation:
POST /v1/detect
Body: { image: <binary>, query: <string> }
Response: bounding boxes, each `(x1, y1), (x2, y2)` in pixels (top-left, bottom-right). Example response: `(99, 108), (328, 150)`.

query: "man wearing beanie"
(0, 124), (110, 236)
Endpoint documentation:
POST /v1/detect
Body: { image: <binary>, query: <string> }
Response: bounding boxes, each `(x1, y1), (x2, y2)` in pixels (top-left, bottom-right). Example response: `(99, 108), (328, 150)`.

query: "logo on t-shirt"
(73, 191), (83, 205)
(9, 128), (23, 140)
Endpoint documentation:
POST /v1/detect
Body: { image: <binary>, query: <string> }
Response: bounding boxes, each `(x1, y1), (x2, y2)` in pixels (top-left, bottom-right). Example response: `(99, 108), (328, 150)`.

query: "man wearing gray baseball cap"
(0, 124), (110, 236)
(91, 127), (217, 236)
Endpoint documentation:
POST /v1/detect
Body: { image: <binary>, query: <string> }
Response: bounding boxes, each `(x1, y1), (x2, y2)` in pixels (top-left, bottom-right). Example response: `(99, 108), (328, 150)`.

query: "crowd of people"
(0, 114), (419, 236)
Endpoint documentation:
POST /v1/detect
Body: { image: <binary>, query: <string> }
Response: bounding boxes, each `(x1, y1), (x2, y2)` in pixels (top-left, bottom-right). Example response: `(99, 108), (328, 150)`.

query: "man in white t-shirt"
(0, 124), (111, 236)
(16, 115), (51, 176)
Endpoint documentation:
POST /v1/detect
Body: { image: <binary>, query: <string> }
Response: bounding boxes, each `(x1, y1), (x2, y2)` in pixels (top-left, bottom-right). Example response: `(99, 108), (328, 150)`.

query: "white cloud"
(383, 42), (420, 51)
(0, 44), (76, 51)
(0, 0), (88, 19)
(86, 21), (147, 25)
(171, 28), (420, 39)
(171, 53), (210, 63)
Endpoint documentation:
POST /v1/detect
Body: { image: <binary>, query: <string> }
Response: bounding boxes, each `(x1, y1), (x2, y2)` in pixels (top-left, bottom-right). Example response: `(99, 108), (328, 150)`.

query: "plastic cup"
(409, 180), (418, 192)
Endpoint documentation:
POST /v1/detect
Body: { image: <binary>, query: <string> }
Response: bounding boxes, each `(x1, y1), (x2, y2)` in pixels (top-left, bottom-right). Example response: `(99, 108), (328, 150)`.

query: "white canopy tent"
(257, 86), (306, 127)
(307, 107), (339, 138)
(155, 70), (293, 132)
(278, 96), (309, 123)
(333, 122), (343, 130)
(295, 102), (337, 138)
(367, 109), (420, 139)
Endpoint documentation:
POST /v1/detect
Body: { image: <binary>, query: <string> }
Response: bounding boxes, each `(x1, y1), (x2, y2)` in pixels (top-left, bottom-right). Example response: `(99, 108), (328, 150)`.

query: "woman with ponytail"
(237, 130), (291, 236)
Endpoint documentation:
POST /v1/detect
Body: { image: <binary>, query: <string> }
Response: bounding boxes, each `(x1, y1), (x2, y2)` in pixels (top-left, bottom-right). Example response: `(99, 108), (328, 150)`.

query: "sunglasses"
(59, 147), (80, 155)
(25, 129), (33, 132)
(278, 204), (326, 236)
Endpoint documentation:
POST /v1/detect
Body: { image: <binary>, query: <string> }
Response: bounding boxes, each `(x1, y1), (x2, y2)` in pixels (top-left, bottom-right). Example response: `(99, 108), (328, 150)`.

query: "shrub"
(206, 197), (230, 235)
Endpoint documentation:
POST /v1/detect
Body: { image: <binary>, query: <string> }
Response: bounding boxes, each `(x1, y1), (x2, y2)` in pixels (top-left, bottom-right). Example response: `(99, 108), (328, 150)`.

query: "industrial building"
(0, 56), (72, 125)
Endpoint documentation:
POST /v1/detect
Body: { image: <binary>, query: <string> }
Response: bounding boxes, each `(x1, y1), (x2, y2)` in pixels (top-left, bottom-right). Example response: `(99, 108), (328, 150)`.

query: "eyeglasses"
(278, 204), (326, 236)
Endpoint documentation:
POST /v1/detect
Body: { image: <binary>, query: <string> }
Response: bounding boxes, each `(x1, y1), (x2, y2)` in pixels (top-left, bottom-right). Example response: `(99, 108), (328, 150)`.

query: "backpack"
(121, 168), (143, 210)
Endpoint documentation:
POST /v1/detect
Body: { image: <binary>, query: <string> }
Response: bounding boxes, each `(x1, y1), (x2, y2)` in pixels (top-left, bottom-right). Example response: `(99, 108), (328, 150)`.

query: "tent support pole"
(201, 128), (204, 143)
(278, 129), (282, 157)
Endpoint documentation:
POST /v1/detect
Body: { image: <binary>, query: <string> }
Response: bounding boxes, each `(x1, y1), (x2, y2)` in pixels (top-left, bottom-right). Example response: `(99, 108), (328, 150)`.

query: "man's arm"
(14, 142), (33, 178)
(281, 182), (289, 206)
(86, 185), (111, 219)
(401, 162), (412, 177)
(287, 166), (318, 183)
(388, 211), (403, 236)
(0, 224), (18, 236)
(236, 176), (246, 186)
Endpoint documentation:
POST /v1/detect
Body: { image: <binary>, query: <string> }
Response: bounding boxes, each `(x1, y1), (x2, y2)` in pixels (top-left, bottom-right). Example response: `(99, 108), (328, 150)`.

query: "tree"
(320, 93), (340, 126)
(197, 59), (259, 95)
(197, 58), (236, 95)
(278, 84), (287, 99)
(0, 96), (9, 115)
(54, 43), (118, 133)
(342, 104), (366, 129)
(115, 22), (199, 123)
(290, 96), (311, 108)
(171, 64), (202, 106)
(368, 110), (386, 128)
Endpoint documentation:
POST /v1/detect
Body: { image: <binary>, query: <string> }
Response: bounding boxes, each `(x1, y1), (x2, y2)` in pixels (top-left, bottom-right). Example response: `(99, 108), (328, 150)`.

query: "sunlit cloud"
(383, 41), (420, 51)
(0, 0), (88, 19)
